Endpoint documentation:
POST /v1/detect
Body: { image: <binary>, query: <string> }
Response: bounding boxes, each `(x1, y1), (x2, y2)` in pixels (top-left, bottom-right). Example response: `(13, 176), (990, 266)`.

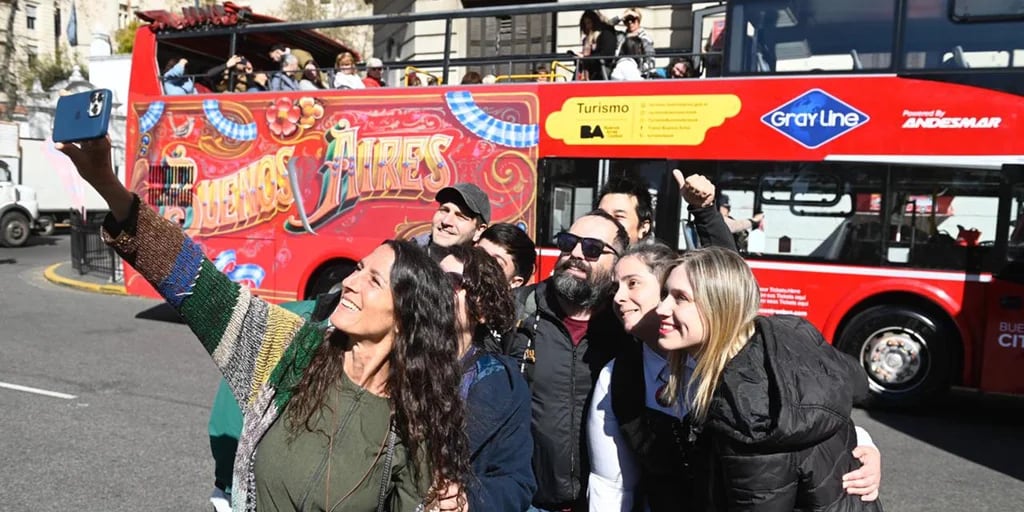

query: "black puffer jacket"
(694, 315), (882, 512)
(495, 282), (623, 510)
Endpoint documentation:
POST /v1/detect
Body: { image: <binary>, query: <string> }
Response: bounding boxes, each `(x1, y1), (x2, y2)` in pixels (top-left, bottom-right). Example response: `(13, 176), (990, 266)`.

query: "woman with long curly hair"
(435, 245), (535, 511)
(57, 136), (469, 512)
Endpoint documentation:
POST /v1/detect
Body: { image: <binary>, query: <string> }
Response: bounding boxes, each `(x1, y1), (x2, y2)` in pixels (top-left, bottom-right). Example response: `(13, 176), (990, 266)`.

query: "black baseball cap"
(436, 183), (491, 224)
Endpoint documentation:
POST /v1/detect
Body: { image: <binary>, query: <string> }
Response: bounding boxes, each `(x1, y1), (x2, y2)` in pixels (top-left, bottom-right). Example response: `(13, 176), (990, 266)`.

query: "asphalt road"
(2, 234), (1023, 511)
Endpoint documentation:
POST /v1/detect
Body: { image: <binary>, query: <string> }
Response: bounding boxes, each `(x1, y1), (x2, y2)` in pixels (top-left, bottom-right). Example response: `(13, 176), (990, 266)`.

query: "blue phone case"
(52, 89), (113, 143)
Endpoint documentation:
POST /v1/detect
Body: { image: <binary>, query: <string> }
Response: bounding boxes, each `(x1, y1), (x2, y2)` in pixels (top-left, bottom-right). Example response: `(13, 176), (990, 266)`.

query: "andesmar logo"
(761, 89), (869, 149)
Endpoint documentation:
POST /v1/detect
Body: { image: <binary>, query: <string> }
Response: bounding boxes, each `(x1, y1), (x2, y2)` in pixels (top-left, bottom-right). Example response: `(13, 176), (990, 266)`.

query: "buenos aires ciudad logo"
(761, 89), (869, 149)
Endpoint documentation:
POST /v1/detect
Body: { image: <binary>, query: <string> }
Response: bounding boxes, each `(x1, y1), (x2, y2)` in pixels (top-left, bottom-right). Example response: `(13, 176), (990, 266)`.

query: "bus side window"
(536, 158), (601, 246)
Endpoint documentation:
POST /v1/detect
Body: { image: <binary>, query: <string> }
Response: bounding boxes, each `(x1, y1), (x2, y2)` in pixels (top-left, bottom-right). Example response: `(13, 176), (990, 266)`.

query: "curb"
(43, 262), (128, 296)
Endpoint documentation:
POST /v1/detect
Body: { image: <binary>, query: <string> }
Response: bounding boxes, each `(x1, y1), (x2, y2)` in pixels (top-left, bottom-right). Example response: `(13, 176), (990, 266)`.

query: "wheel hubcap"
(7, 223), (25, 241)
(861, 327), (927, 388)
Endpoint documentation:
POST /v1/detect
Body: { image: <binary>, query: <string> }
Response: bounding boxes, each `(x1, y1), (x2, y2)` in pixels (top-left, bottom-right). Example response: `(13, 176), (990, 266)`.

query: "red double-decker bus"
(124, 0), (1024, 405)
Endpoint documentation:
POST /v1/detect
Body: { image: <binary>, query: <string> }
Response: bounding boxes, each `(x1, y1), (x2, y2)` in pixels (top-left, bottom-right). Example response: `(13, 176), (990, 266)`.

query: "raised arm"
(58, 137), (305, 406)
(674, 170), (737, 252)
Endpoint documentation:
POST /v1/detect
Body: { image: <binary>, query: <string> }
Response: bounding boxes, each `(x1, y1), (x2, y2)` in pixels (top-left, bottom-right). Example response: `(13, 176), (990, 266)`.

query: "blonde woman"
(655, 247), (882, 511)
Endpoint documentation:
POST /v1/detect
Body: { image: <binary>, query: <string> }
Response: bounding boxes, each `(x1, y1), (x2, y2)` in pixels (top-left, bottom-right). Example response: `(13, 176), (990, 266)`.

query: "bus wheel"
(0, 212), (31, 247)
(305, 261), (356, 300)
(837, 305), (954, 408)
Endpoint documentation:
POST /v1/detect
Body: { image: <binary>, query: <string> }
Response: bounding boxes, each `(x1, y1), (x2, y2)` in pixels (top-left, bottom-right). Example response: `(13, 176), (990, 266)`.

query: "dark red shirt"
(563, 316), (588, 346)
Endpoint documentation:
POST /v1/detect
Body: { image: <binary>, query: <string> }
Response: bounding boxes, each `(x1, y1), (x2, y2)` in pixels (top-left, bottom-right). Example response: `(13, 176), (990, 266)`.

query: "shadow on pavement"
(23, 236), (62, 247)
(866, 390), (1024, 482)
(135, 303), (185, 324)
(0, 258), (15, 264)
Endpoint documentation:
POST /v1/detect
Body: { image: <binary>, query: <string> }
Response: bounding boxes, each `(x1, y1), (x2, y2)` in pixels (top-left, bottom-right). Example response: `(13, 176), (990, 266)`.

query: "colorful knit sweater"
(102, 196), (331, 511)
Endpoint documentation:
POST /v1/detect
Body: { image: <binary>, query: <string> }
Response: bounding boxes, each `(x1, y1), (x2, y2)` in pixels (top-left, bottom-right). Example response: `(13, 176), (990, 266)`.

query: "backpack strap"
(513, 286), (540, 375)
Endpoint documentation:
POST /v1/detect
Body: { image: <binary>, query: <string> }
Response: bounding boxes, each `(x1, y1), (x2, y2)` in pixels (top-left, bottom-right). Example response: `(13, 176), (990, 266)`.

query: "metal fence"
(69, 209), (123, 283)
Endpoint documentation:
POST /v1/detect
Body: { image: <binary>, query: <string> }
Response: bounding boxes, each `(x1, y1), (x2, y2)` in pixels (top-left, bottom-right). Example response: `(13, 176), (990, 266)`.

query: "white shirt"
(587, 345), (693, 512)
(586, 344), (874, 512)
(333, 73), (365, 89)
(611, 58), (644, 81)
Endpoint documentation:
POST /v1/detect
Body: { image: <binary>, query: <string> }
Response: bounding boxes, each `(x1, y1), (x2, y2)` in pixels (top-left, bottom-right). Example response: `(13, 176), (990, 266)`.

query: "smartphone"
(52, 89), (112, 143)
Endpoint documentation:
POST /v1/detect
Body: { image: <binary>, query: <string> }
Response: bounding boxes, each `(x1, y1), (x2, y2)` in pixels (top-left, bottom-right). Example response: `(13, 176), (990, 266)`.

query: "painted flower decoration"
(266, 97), (301, 137)
(297, 97), (324, 129)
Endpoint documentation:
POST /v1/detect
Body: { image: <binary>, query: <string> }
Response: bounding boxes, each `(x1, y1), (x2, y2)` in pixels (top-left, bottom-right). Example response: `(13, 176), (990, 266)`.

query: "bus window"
(537, 158), (673, 247)
(713, 161), (886, 263)
(1004, 183), (1024, 273)
(903, 0), (1024, 69)
(887, 167), (1003, 271)
(726, 0), (896, 74)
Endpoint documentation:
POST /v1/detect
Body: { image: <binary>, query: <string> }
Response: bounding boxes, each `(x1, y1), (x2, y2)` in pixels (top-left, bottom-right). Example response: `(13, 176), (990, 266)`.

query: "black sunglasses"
(555, 232), (619, 259)
(446, 271), (465, 290)
(624, 16), (639, 23)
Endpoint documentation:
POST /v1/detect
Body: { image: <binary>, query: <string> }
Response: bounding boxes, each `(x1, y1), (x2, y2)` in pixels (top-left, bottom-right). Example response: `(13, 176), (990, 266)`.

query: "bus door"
(979, 167), (1024, 394)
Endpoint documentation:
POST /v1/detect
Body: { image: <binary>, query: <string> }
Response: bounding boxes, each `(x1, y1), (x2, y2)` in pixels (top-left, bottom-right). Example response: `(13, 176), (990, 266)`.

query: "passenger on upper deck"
(270, 54), (301, 92)
(617, 8), (656, 77)
(363, 57), (385, 87)
(268, 43), (314, 81)
(574, 10), (618, 81)
(203, 55), (254, 93)
(162, 58), (196, 95)
(611, 37), (645, 81)
(333, 51), (366, 89)
(299, 59), (327, 90)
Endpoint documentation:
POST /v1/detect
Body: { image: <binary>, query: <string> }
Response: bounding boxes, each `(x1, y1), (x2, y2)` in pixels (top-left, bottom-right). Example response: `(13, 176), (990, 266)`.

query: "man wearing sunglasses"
(490, 208), (628, 512)
(618, 9), (655, 77)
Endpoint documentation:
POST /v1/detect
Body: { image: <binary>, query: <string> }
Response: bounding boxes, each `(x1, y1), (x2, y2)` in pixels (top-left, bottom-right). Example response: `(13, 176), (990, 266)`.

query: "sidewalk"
(43, 262), (127, 295)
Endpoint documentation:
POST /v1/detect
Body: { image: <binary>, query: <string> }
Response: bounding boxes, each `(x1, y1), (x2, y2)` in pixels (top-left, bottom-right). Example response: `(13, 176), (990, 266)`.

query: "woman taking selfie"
(437, 245), (535, 511)
(654, 247), (882, 511)
(58, 137), (469, 511)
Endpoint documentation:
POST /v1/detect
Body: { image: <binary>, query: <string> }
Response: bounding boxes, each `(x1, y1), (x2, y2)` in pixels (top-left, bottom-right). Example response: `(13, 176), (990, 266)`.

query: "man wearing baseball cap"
(413, 183), (492, 259)
(363, 57), (385, 87)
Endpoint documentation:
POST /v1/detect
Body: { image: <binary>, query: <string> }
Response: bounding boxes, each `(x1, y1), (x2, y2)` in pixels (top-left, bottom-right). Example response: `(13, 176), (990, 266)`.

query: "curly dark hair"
(286, 240), (470, 503)
(446, 245), (517, 335)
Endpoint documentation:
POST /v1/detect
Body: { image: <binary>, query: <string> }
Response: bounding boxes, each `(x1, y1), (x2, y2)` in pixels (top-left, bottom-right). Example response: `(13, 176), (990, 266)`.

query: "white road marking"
(0, 381), (77, 400)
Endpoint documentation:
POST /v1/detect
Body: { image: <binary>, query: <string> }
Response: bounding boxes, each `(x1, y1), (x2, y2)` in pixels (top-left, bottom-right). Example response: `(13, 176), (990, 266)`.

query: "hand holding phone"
(52, 89), (112, 143)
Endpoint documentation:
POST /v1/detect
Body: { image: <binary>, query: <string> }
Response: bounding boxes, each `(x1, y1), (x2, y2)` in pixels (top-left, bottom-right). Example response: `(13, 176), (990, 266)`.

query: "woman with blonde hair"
(334, 51), (366, 89)
(654, 247), (882, 511)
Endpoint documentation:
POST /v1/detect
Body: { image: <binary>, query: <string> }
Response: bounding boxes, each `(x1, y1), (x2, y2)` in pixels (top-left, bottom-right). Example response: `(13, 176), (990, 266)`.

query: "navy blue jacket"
(462, 350), (537, 511)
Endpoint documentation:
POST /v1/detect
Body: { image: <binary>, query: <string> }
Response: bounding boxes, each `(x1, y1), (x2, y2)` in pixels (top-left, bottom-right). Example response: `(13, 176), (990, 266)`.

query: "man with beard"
(492, 209), (629, 512)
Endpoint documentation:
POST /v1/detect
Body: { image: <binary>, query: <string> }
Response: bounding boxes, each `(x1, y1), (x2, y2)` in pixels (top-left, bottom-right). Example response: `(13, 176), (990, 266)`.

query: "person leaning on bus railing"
(335, 52), (366, 90)
(476, 223), (537, 289)
(299, 59), (327, 91)
(270, 54), (301, 92)
(655, 248), (883, 511)
(413, 183), (492, 261)
(269, 42), (314, 82)
(162, 58), (196, 95)
(363, 58), (385, 88)
(58, 136), (471, 512)
(203, 54), (254, 93)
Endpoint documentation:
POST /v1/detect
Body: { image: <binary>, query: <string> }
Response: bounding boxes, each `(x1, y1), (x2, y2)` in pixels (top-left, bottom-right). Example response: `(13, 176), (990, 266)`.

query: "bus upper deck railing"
(153, 0), (718, 85)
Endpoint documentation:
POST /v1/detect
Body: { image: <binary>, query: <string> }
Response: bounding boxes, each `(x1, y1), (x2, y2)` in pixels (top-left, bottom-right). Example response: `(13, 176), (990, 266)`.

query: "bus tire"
(836, 305), (954, 408)
(0, 211), (31, 247)
(304, 260), (356, 300)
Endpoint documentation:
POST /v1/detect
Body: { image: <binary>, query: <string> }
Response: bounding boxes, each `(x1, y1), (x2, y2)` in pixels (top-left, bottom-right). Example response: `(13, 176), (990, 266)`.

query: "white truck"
(14, 138), (110, 235)
(0, 161), (40, 247)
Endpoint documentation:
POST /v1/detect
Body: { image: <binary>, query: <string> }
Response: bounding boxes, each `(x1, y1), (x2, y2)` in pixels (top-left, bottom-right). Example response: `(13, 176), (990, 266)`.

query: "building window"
(26, 4), (38, 30)
(27, 45), (38, 67)
(467, 13), (555, 77)
(119, 3), (130, 29)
